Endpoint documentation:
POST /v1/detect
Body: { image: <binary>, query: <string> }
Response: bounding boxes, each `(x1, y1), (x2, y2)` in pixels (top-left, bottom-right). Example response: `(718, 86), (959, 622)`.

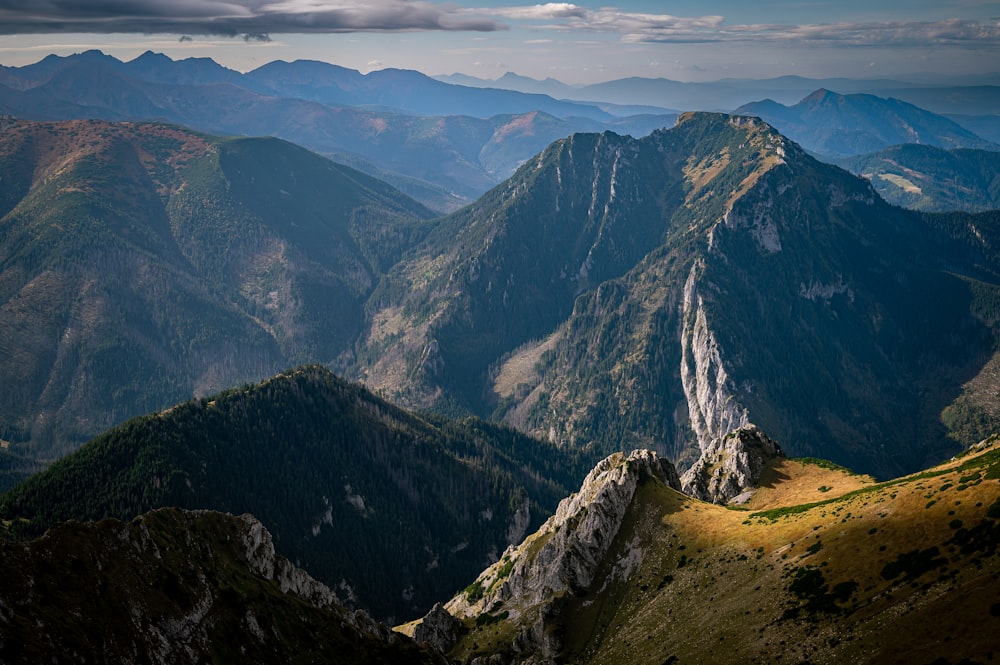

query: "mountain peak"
(801, 87), (837, 104)
(411, 450), (680, 658)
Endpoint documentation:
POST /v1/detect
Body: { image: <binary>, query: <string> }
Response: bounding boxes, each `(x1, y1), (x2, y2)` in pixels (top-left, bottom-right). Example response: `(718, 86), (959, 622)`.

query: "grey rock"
(433, 450), (680, 660)
(412, 602), (461, 653)
(680, 424), (784, 503)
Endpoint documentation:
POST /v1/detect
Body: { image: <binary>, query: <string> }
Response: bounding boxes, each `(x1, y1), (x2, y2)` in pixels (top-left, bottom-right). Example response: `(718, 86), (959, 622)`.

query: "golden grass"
(878, 172), (923, 194)
(742, 458), (876, 511)
(443, 439), (1000, 665)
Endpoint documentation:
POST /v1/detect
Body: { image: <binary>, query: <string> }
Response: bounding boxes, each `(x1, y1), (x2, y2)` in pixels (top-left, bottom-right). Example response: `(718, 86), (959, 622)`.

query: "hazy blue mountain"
(736, 89), (999, 157)
(837, 144), (1000, 212)
(0, 51), (674, 210)
(947, 113), (1000, 145)
(435, 70), (1000, 117)
(246, 59), (613, 120)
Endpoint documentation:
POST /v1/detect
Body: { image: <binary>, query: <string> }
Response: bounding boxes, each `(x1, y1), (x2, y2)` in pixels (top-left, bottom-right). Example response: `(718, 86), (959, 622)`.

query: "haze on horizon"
(0, 0), (997, 85)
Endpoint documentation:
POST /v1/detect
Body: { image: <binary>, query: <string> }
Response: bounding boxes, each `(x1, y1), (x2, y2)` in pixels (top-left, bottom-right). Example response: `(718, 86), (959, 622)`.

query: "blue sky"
(0, 1), (997, 83)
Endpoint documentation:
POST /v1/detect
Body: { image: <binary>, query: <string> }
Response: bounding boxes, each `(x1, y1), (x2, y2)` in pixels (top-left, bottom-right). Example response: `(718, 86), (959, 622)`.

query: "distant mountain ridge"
(0, 50), (676, 211)
(736, 89), (999, 157)
(435, 70), (1000, 115)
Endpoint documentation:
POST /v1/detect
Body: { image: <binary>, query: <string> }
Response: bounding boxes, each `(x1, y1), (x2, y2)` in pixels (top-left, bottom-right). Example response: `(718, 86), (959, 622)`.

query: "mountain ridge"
(0, 507), (448, 664)
(0, 365), (589, 622)
(406, 436), (1000, 664)
(737, 89), (1000, 157)
(355, 111), (1000, 480)
(0, 117), (434, 458)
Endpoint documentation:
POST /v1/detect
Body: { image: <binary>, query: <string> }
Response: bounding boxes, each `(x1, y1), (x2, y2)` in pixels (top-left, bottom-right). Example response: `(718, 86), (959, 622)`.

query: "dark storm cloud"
(0, 0), (506, 36)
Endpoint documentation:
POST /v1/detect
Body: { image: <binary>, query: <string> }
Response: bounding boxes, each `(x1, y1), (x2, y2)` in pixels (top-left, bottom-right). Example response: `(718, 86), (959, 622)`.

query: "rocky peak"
(680, 424), (784, 504)
(419, 450), (679, 659)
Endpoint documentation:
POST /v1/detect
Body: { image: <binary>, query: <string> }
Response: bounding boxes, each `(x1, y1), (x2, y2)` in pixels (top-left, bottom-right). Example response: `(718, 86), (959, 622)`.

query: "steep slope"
(357, 111), (1000, 480)
(409, 439), (1000, 665)
(736, 89), (999, 157)
(0, 365), (588, 622)
(0, 508), (446, 665)
(0, 118), (434, 459)
(836, 144), (1000, 212)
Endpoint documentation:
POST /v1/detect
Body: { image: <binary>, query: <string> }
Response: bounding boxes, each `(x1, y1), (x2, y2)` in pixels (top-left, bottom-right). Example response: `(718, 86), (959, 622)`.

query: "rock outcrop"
(418, 450), (681, 660)
(412, 602), (462, 653)
(680, 424), (784, 503)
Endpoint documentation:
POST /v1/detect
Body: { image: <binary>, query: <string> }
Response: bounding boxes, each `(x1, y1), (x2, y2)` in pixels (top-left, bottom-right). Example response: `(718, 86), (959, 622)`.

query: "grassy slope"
(448, 440), (1000, 664)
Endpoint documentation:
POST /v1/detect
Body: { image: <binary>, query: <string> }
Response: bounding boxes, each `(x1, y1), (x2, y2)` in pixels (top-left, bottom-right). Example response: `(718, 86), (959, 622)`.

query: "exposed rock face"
(428, 450), (680, 660)
(412, 602), (462, 653)
(680, 259), (752, 451)
(236, 510), (339, 608)
(680, 424), (784, 503)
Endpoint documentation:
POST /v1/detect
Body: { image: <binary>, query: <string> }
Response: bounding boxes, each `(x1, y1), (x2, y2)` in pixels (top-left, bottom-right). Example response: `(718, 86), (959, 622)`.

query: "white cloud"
(463, 4), (1000, 49)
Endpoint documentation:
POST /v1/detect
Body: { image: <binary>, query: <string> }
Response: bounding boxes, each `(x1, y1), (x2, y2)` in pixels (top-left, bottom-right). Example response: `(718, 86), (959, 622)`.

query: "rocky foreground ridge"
(404, 449), (683, 660)
(405, 437), (1000, 665)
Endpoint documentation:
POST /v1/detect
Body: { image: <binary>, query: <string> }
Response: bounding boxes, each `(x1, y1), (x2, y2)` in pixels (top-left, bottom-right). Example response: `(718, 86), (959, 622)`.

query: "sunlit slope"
(438, 440), (1000, 664)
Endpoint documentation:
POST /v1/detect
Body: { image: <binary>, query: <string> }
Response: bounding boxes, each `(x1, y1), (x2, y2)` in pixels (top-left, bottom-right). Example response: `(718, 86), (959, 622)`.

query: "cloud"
(487, 3), (587, 20)
(467, 5), (1000, 49)
(0, 0), (506, 37)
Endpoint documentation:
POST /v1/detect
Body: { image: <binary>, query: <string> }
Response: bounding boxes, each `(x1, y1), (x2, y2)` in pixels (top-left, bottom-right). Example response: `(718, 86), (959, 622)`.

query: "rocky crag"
(402, 450), (682, 661)
(681, 424), (785, 503)
(408, 438), (1000, 665)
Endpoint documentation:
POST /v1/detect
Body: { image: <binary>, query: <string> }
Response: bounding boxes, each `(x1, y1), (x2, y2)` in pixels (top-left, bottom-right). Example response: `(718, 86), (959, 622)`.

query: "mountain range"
(0, 50), (675, 211)
(437, 70), (1000, 115)
(1, 54), (1000, 662)
(4, 112), (1000, 483)
(4, 52), (999, 213)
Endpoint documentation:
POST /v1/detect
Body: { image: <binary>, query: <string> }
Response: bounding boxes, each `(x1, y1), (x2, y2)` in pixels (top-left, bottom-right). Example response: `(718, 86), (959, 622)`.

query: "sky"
(0, 1), (998, 84)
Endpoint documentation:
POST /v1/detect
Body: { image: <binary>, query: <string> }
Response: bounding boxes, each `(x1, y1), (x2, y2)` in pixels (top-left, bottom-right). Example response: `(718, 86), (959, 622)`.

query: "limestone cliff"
(410, 450), (681, 661)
